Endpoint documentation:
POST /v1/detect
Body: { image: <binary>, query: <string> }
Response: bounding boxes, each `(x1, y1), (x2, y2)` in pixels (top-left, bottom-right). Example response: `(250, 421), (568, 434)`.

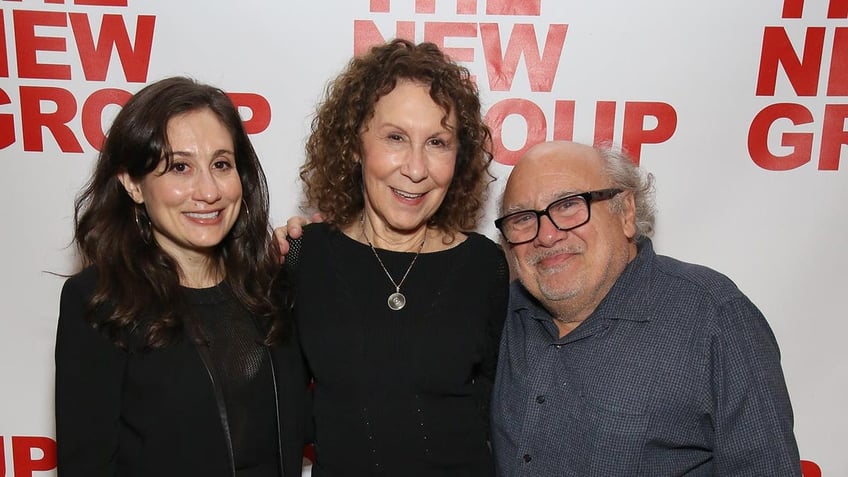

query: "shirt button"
(536, 395), (545, 404)
(523, 454), (532, 463)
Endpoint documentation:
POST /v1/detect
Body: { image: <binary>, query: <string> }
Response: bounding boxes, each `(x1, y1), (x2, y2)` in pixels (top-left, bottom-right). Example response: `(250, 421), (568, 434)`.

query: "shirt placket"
(514, 316), (608, 476)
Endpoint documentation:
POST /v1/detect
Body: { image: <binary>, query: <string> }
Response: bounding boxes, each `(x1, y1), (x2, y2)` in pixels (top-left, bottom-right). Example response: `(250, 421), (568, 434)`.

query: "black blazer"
(54, 267), (308, 477)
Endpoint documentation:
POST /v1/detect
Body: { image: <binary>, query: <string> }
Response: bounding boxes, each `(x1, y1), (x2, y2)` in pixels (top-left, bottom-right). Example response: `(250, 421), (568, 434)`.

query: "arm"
(482, 249), (510, 384)
(475, 247), (510, 436)
(711, 296), (802, 476)
(55, 274), (127, 477)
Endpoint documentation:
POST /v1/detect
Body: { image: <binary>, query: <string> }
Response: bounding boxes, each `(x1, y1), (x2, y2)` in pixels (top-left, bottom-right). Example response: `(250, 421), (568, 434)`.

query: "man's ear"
(117, 172), (144, 204)
(620, 191), (637, 239)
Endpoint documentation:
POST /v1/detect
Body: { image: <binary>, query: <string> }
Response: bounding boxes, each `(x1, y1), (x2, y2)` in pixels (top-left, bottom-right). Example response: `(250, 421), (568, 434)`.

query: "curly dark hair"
(301, 38), (493, 233)
(73, 76), (286, 349)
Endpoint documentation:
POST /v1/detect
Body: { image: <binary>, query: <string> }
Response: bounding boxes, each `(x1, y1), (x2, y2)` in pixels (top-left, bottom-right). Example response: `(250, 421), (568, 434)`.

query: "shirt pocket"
(573, 396), (649, 476)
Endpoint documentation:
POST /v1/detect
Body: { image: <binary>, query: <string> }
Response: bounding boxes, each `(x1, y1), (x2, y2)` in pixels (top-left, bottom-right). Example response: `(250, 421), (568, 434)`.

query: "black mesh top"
(187, 284), (279, 477)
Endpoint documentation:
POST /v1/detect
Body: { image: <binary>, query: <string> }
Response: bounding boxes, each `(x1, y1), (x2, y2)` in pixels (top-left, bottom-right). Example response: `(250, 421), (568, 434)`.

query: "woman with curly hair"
(54, 76), (307, 477)
(284, 39), (508, 476)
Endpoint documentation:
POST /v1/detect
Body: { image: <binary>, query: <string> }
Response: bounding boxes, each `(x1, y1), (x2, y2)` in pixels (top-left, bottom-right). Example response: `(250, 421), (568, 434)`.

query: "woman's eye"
(213, 160), (233, 170)
(170, 162), (188, 173)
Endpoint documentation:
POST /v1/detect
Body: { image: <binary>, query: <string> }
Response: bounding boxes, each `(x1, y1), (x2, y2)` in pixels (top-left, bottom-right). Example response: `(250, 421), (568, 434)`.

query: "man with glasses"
(490, 141), (800, 476)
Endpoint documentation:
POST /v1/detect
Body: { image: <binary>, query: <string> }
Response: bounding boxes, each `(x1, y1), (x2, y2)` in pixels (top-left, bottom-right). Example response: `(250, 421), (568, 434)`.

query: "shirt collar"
(592, 238), (655, 322)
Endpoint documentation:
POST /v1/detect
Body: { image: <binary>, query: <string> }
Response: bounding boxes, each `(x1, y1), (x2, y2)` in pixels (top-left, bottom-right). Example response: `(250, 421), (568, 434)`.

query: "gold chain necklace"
(360, 215), (426, 311)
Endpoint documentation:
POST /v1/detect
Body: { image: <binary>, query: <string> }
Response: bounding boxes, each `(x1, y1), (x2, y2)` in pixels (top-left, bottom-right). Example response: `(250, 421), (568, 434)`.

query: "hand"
(274, 213), (324, 261)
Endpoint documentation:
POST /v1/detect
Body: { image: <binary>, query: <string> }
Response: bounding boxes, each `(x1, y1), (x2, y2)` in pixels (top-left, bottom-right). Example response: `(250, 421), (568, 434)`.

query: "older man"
(490, 141), (800, 476)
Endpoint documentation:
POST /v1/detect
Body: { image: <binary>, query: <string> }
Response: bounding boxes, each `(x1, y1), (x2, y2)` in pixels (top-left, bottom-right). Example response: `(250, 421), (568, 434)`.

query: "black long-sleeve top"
(287, 223), (509, 477)
(54, 267), (308, 477)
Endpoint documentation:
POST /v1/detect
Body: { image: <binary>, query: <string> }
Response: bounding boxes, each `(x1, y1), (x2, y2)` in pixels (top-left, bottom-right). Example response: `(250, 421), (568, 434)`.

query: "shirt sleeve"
(710, 295), (802, 476)
(55, 275), (127, 477)
(474, 245), (510, 439)
(483, 248), (510, 383)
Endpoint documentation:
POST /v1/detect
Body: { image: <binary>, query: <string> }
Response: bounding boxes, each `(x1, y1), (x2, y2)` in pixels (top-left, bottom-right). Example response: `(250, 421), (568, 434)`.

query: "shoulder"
(57, 267), (105, 338)
(644, 251), (770, 335)
(287, 222), (334, 247)
(301, 221), (333, 239)
(652, 253), (745, 305)
(61, 266), (98, 302)
(459, 232), (506, 261)
(285, 222), (331, 273)
(461, 232), (508, 275)
(453, 233), (509, 292)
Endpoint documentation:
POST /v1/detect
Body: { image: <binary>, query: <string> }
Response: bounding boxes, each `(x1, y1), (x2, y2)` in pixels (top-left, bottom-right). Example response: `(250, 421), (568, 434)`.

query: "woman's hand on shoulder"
(274, 213), (324, 262)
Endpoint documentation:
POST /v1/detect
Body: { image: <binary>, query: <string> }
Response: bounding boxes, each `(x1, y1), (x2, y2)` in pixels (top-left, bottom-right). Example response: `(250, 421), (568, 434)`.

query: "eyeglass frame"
(494, 188), (624, 245)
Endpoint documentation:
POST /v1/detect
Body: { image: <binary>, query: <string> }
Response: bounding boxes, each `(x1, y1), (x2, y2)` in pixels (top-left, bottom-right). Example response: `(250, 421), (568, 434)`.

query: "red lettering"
(43, 0), (128, 4)
(413, 0), (436, 13)
(486, 98), (546, 165)
(827, 27), (848, 95)
(82, 88), (131, 150)
(423, 22), (477, 63)
(70, 13), (156, 82)
(0, 435), (5, 476)
(486, 0), (540, 15)
(0, 9), (8, 77)
(20, 85), (82, 152)
(621, 102), (677, 165)
(13, 10), (71, 80)
(75, 0), (129, 5)
(829, 0), (848, 17)
(353, 20), (415, 55)
(480, 23), (567, 92)
(756, 26), (825, 96)
(801, 460), (822, 477)
(779, 0), (847, 17)
(0, 87), (15, 148)
(369, 0), (390, 11)
(782, 0), (804, 18)
(6, 0), (127, 3)
(594, 101), (616, 146)
(819, 103), (848, 169)
(3, 88), (267, 152)
(552, 100), (574, 141)
(227, 93), (272, 135)
(748, 103), (813, 170)
(414, 0), (477, 14)
(456, 0), (477, 15)
(369, 0), (477, 13)
(12, 436), (57, 476)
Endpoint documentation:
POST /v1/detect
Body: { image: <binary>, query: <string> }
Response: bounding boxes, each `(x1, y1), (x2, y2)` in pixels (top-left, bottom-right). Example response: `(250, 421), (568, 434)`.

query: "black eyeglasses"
(494, 188), (623, 245)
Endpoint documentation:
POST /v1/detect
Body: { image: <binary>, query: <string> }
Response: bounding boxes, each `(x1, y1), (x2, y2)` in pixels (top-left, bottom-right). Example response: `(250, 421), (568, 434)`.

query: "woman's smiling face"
(120, 107), (242, 265)
(359, 79), (458, 236)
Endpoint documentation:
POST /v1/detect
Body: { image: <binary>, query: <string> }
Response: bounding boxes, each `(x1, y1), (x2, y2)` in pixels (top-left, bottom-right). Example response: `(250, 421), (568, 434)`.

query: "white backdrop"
(0, 0), (844, 475)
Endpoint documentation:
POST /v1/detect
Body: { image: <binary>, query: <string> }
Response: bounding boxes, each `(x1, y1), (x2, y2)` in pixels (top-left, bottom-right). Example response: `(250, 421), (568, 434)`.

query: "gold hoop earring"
(134, 206), (153, 245)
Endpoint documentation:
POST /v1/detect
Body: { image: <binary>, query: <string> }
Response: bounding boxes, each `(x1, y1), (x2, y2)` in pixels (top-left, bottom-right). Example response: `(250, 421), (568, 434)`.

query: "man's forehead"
(503, 165), (596, 209)
(501, 141), (605, 208)
(502, 182), (582, 212)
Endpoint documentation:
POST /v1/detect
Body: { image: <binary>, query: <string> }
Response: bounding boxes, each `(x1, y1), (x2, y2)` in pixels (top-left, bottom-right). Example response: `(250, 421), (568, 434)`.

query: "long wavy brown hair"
(73, 76), (286, 349)
(300, 38), (493, 233)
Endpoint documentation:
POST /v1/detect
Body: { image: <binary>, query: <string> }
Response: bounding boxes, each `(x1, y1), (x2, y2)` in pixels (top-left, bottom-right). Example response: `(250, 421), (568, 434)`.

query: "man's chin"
(538, 279), (579, 303)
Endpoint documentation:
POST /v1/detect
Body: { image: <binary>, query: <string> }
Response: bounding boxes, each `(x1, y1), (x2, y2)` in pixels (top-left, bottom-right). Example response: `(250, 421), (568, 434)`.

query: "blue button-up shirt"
(491, 240), (800, 476)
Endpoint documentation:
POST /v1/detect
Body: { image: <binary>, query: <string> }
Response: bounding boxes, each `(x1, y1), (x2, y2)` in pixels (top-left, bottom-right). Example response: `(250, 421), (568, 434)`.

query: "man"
(490, 141), (800, 476)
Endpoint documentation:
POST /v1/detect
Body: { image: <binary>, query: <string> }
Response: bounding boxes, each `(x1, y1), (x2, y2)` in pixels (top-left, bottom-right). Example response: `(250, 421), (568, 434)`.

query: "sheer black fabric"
(189, 285), (279, 477)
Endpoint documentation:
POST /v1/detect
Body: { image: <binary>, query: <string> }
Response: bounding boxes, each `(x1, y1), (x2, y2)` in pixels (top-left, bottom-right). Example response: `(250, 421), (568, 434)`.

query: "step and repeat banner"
(0, 0), (844, 475)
